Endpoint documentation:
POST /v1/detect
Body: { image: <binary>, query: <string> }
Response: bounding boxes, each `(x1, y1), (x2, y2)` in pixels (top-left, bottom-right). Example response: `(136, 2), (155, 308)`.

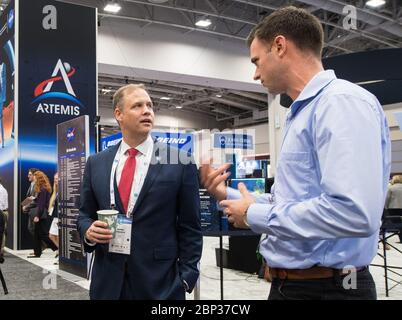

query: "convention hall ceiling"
(58, 0), (402, 56)
(1, 0), (401, 126)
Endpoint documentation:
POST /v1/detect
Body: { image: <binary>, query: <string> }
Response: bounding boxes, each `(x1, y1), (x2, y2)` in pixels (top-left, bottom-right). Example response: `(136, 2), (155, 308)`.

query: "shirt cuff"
(247, 203), (272, 234)
(216, 187), (241, 211)
(226, 187), (241, 200)
(84, 236), (96, 246)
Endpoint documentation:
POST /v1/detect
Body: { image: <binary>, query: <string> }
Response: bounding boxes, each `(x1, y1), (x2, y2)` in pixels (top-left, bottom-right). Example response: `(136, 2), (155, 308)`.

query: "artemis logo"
(32, 59), (83, 116)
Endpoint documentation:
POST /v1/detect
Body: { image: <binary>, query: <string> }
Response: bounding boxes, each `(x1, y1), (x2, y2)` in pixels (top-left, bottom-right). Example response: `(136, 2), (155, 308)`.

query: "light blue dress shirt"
(228, 70), (391, 269)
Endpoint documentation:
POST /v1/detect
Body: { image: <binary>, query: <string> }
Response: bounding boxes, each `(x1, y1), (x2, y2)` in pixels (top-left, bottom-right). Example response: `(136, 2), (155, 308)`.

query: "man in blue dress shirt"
(200, 6), (391, 300)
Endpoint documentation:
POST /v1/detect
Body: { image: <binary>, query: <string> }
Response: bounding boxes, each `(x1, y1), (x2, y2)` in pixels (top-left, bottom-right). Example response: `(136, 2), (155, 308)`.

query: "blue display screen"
(229, 178), (266, 195)
(236, 160), (262, 178)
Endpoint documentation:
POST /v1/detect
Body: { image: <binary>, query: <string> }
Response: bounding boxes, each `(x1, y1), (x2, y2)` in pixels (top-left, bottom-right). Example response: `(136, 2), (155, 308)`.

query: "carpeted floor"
(0, 252), (89, 300)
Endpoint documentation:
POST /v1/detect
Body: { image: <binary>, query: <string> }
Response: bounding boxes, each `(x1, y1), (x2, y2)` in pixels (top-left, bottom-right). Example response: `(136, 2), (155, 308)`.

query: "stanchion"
(219, 211), (224, 300)
(0, 267), (8, 295)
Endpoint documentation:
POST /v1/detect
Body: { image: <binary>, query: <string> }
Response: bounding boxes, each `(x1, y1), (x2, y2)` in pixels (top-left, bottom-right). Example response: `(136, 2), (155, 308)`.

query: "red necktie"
(118, 148), (138, 214)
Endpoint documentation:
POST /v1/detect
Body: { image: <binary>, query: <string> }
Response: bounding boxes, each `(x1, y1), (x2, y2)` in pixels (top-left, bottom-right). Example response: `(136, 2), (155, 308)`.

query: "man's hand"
(22, 206), (28, 213)
(199, 159), (231, 201)
(220, 183), (255, 229)
(85, 220), (113, 244)
(33, 216), (39, 223)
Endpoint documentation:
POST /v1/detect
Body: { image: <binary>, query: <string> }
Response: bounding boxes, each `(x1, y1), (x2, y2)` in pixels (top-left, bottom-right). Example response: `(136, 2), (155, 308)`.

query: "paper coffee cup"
(97, 209), (119, 238)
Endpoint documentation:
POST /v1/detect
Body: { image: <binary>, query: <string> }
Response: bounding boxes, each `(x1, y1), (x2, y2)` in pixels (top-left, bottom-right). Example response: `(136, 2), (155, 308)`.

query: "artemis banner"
(17, 0), (97, 249)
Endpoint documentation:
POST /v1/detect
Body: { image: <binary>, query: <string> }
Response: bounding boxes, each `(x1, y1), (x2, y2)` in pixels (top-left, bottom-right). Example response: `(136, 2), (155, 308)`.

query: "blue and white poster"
(101, 132), (122, 151)
(0, 0), (15, 248)
(151, 131), (193, 154)
(101, 131), (194, 154)
(18, 0), (97, 249)
(214, 133), (253, 150)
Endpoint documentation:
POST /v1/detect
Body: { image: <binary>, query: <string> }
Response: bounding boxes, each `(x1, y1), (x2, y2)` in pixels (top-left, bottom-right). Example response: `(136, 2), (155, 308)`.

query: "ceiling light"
(195, 19), (211, 28)
(104, 3), (121, 13)
(101, 88), (112, 94)
(160, 96), (171, 100)
(366, 0), (386, 8)
(355, 79), (384, 85)
(215, 94), (222, 98)
(175, 106), (183, 109)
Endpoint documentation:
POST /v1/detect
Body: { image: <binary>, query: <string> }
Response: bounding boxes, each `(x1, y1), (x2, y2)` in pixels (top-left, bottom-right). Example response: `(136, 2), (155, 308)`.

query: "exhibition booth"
(0, 0), (401, 301)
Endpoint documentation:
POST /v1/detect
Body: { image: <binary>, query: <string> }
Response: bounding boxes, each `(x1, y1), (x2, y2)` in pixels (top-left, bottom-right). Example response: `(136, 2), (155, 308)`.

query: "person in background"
(385, 174), (402, 243)
(0, 177), (8, 261)
(201, 6), (390, 300)
(23, 168), (38, 237)
(48, 172), (60, 262)
(28, 171), (58, 258)
(0, 209), (5, 264)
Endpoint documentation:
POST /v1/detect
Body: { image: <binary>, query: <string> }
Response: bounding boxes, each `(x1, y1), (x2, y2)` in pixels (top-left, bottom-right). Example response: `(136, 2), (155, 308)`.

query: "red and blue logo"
(32, 59), (83, 116)
(66, 127), (76, 142)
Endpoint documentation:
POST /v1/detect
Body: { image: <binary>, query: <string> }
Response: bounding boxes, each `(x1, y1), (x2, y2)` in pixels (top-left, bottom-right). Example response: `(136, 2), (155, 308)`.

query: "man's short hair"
(392, 175), (402, 184)
(29, 168), (39, 174)
(113, 84), (146, 110)
(247, 6), (324, 57)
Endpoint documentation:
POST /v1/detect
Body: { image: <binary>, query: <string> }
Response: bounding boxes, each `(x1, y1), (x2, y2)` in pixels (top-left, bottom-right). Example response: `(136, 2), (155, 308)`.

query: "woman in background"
(28, 171), (58, 258)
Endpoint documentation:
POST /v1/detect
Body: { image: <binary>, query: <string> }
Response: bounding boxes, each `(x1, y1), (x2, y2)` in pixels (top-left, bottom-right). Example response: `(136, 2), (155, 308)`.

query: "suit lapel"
(113, 175), (125, 214)
(132, 142), (165, 215)
(104, 142), (123, 211)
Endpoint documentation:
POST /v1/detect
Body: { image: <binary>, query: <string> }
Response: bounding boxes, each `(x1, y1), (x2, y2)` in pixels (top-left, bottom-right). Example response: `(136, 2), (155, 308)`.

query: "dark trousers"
(268, 268), (377, 300)
(33, 219), (58, 257)
(0, 210), (5, 253)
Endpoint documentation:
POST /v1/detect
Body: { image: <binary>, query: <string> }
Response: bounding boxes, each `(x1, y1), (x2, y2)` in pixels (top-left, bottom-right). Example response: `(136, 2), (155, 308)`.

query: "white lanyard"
(110, 144), (146, 218)
(110, 145), (123, 214)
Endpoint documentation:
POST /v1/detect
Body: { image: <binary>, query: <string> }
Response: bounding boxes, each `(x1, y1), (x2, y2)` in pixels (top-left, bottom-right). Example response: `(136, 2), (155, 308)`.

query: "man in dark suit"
(77, 84), (202, 300)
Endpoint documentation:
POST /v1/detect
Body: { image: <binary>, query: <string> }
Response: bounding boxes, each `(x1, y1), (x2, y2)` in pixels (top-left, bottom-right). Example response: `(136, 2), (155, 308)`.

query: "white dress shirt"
(0, 183), (8, 211)
(116, 135), (153, 214)
(84, 135), (154, 246)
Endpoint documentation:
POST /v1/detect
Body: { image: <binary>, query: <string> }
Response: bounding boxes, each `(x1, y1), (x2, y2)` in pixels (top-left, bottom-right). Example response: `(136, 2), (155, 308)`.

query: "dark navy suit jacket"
(77, 141), (202, 300)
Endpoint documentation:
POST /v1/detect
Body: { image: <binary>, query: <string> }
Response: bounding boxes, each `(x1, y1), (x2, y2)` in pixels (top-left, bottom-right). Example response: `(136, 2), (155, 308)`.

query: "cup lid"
(97, 209), (119, 215)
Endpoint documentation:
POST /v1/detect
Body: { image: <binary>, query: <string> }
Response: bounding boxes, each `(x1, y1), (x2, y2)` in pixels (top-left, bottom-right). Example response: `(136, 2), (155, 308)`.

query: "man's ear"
(114, 107), (122, 122)
(274, 35), (287, 58)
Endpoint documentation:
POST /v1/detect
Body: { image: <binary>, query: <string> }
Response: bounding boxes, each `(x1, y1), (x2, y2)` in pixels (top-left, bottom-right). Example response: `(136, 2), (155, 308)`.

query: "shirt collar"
(121, 135), (154, 157)
(289, 69), (337, 117)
